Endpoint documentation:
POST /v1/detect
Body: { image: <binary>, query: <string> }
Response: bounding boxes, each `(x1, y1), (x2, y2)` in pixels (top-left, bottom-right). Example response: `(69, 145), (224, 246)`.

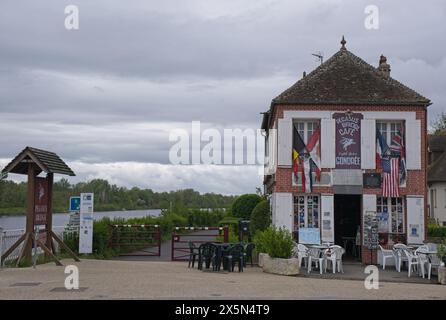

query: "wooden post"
(24, 163), (36, 262)
(46, 173), (54, 258)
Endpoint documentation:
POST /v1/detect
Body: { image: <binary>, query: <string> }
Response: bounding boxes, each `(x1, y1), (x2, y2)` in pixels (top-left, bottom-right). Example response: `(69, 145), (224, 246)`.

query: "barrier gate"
(109, 224), (161, 256)
(171, 226), (229, 261)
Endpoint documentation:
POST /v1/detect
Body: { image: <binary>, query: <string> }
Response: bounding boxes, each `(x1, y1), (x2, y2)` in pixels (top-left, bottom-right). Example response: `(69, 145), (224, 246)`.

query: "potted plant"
(437, 240), (446, 285)
(253, 226), (299, 275)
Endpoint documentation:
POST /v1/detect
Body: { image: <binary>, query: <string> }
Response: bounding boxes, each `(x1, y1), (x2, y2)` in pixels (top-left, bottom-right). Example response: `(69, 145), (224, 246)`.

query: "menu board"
(298, 227), (321, 245)
(363, 211), (379, 249)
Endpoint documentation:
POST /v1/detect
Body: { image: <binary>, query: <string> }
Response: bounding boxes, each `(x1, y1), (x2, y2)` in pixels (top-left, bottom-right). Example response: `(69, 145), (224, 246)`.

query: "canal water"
(0, 209), (162, 230)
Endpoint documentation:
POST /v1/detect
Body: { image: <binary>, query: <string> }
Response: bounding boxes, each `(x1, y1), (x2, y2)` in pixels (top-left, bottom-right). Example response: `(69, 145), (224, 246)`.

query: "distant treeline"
(0, 178), (237, 215)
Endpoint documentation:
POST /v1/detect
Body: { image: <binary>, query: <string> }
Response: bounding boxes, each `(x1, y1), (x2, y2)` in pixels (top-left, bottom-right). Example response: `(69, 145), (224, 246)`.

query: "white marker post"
(79, 193), (94, 254)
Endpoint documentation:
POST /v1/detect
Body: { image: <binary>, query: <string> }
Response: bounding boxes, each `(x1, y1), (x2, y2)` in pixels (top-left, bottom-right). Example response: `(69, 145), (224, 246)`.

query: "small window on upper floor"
(376, 121), (404, 145)
(294, 120), (320, 144)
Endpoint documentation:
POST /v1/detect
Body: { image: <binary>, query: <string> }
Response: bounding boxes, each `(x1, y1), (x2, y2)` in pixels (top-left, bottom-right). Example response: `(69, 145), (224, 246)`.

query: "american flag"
(382, 156), (400, 197)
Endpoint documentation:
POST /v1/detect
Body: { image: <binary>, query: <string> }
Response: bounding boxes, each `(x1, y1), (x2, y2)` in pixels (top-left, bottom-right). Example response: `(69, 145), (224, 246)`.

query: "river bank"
(0, 209), (162, 230)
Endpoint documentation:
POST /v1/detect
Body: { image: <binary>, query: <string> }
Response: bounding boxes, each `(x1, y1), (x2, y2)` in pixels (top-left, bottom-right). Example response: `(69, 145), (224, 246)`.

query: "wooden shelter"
(1, 147), (80, 266)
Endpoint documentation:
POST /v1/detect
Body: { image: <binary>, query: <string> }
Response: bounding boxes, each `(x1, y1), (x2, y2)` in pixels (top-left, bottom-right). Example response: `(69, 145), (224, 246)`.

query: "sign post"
(79, 193), (94, 254)
(69, 196), (81, 212)
(0, 147), (80, 266)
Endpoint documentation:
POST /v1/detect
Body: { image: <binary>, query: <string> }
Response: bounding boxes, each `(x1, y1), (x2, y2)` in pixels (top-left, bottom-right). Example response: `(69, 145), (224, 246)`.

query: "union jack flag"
(389, 128), (407, 184)
(382, 156), (400, 197)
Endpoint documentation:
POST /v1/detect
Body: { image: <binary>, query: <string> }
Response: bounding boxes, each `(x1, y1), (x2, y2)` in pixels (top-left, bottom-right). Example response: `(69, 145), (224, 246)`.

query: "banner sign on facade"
(34, 177), (49, 226)
(79, 193), (94, 254)
(333, 112), (363, 169)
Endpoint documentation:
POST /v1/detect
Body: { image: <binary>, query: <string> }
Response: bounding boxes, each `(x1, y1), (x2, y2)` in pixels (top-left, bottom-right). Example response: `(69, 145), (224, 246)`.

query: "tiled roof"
(1, 146), (75, 176)
(428, 134), (446, 152)
(428, 151), (446, 183)
(272, 47), (430, 106)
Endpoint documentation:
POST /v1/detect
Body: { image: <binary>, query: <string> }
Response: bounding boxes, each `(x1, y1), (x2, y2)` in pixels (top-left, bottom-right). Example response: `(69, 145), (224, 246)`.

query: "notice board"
(363, 211), (379, 249)
(299, 227), (321, 245)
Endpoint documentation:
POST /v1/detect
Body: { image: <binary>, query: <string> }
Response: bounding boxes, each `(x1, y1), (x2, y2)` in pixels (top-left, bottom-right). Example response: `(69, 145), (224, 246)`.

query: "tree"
(250, 199), (271, 235)
(231, 194), (262, 220)
(431, 112), (446, 135)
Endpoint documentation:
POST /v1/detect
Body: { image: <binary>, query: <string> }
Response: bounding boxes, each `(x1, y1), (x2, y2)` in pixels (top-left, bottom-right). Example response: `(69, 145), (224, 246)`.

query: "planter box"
(261, 254), (300, 276)
(258, 253), (268, 267)
(439, 266), (446, 285)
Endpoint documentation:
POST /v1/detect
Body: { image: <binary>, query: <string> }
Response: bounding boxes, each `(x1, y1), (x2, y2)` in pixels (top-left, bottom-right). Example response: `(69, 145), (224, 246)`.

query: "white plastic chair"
(393, 243), (408, 272)
(427, 243), (438, 252)
(404, 249), (421, 278)
(295, 244), (309, 268)
(379, 245), (397, 270)
(307, 248), (325, 274)
(415, 250), (431, 279)
(324, 246), (344, 273)
(428, 253), (442, 280)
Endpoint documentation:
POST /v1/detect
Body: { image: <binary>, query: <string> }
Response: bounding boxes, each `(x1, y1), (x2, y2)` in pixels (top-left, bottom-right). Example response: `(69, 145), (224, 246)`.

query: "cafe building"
(261, 37), (430, 264)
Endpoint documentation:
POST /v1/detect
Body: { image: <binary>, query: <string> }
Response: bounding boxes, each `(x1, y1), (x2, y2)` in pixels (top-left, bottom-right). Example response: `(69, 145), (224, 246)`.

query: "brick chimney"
(377, 54), (391, 78)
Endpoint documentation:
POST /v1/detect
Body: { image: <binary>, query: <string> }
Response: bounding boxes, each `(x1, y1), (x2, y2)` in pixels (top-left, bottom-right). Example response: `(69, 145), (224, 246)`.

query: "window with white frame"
(377, 196), (404, 234)
(295, 120), (320, 144)
(293, 195), (320, 231)
(376, 121), (403, 145)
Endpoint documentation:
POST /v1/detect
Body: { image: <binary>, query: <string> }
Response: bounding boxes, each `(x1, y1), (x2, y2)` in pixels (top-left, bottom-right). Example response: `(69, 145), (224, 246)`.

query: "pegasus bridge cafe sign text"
(333, 112), (363, 169)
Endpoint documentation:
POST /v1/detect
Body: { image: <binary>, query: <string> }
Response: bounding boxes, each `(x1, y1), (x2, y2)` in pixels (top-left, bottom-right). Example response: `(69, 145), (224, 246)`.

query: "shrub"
(250, 200), (271, 235)
(437, 239), (446, 264)
(427, 224), (446, 238)
(253, 226), (294, 259)
(231, 194), (262, 220)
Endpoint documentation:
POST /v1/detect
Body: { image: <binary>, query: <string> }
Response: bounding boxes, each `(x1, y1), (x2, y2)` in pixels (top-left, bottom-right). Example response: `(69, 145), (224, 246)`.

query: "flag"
(293, 124), (306, 183)
(376, 128), (390, 169)
(382, 156), (400, 197)
(389, 126), (407, 185)
(306, 126), (321, 181)
(301, 155), (313, 193)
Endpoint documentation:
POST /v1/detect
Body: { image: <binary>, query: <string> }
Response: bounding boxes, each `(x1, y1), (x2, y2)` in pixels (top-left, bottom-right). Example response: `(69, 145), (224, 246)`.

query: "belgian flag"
(293, 123), (307, 182)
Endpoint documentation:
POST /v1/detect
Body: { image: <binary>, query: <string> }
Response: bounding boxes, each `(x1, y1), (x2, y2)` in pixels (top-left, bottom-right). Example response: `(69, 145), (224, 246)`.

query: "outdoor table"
(209, 243), (233, 271)
(308, 244), (330, 258)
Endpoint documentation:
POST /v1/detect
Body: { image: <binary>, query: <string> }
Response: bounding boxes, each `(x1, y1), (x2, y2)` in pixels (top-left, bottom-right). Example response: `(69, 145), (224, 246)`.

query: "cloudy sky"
(1, 0), (445, 195)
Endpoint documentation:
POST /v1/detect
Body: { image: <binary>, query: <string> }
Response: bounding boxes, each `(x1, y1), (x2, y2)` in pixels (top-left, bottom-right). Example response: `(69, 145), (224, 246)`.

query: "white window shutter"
(272, 193), (293, 233)
(277, 118), (292, 167)
(321, 194), (334, 243)
(361, 119), (376, 169)
(271, 128), (277, 172)
(406, 196), (425, 244)
(406, 120), (421, 170)
(321, 119), (335, 168)
(363, 194), (377, 215)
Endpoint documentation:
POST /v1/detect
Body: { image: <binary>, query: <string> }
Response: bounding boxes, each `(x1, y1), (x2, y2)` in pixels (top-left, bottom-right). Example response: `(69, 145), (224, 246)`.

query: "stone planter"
(438, 265), (446, 285)
(261, 254), (300, 276)
(258, 253), (268, 267)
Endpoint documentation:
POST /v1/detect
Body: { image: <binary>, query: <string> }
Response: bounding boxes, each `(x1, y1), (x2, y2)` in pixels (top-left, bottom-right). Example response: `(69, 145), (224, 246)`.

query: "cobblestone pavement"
(0, 259), (445, 300)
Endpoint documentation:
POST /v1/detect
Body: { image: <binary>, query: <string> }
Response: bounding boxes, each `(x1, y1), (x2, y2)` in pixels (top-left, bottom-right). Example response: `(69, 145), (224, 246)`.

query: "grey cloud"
(0, 0), (445, 193)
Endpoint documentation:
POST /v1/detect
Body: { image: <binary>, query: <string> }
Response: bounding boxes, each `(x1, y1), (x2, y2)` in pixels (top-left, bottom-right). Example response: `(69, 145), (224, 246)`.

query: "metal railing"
(0, 226), (69, 267)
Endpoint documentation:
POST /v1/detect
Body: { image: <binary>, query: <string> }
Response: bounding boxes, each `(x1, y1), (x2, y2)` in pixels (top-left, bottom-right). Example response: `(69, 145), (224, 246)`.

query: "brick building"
(427, 134), (446, 226)
(261, 38), (431, 264)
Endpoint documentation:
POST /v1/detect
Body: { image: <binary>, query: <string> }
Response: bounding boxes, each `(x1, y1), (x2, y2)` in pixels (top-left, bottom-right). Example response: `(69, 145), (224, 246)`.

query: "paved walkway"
(299, 261), (437, 284)
(0, 259), (445, 299)
(113, 229), (220, 262)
